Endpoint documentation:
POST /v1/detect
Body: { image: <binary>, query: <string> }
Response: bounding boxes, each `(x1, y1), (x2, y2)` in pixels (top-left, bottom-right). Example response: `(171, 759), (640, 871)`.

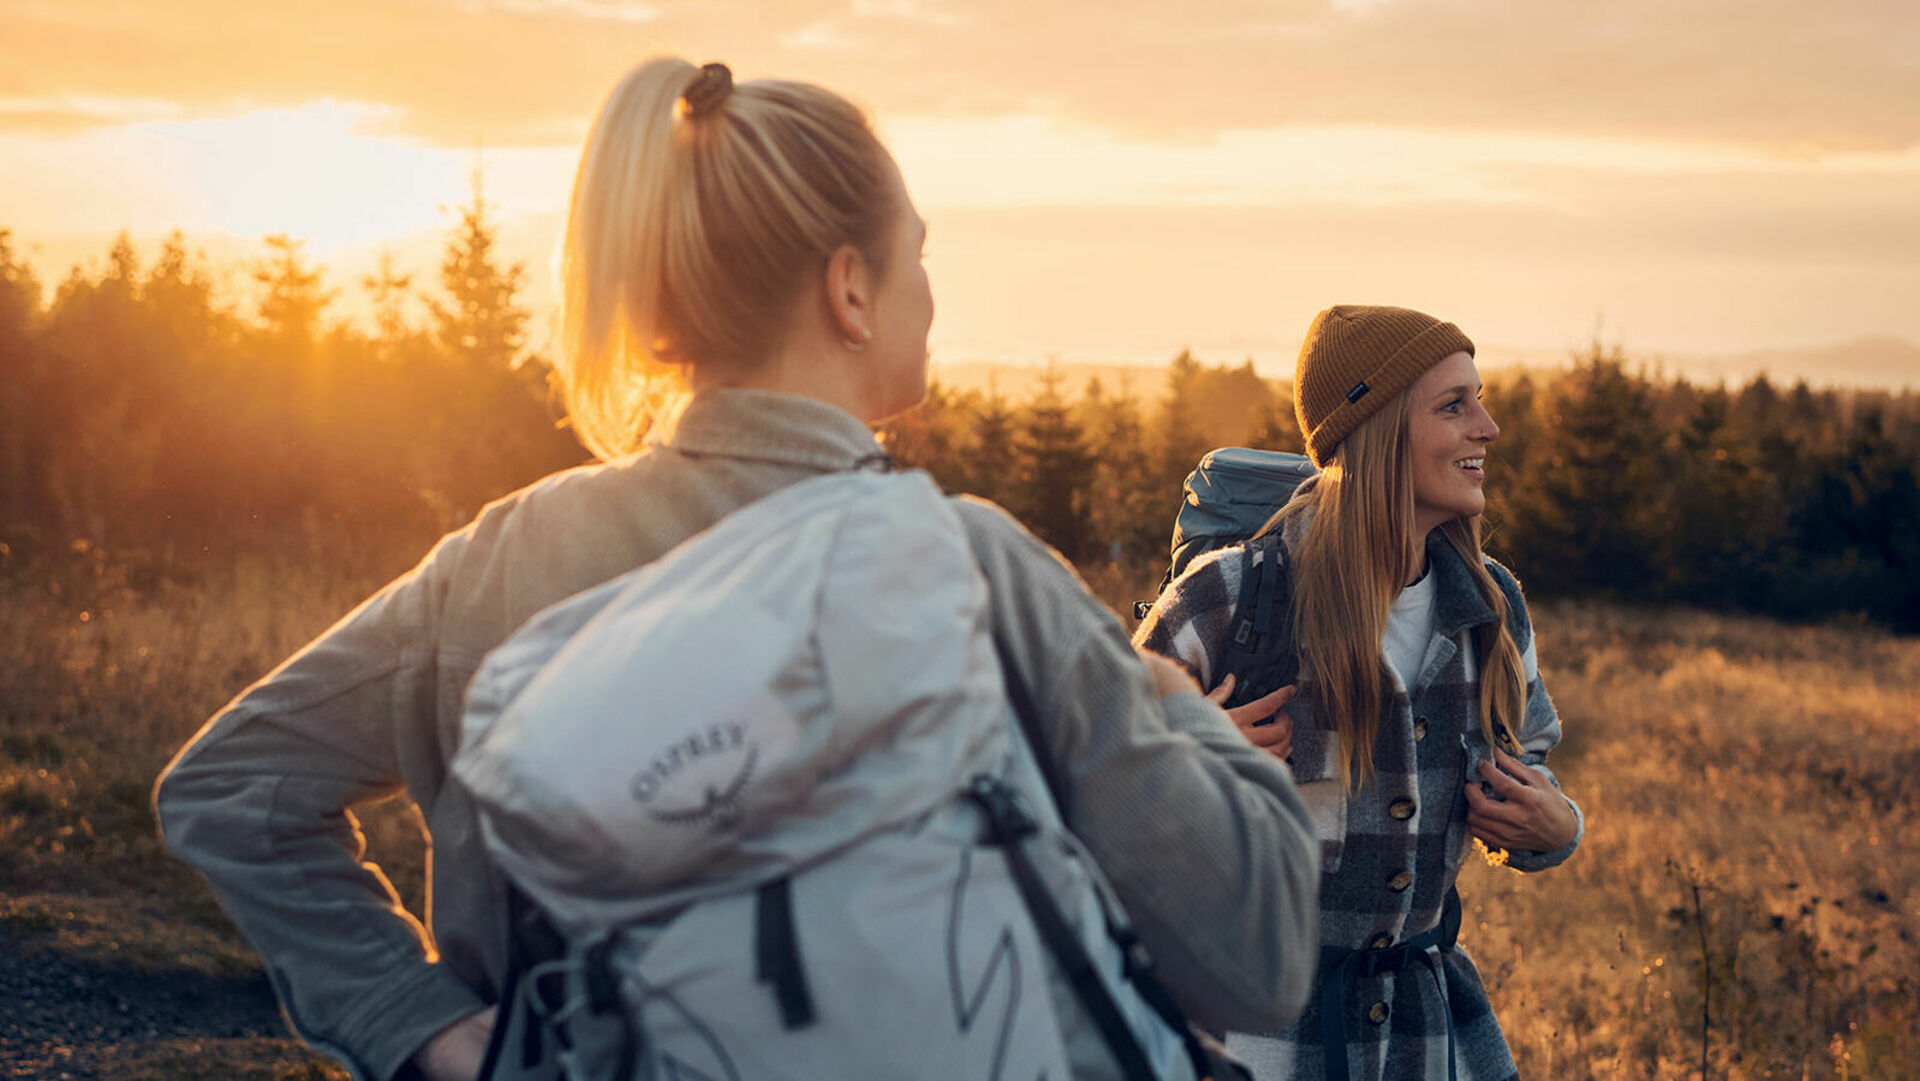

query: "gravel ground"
(0, 924), (335, 1080)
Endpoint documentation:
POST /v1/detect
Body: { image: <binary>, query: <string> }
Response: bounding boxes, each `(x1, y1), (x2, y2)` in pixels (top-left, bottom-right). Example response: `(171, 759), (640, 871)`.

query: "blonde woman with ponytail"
(1137, 305), (1584, 1081)
(156, 58), (1321, 1081)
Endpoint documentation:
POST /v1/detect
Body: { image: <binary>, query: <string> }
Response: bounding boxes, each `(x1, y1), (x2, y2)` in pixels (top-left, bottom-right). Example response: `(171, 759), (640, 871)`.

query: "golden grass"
(1463, 600), (1920, 1081)
(4, 556), (1916, 1078)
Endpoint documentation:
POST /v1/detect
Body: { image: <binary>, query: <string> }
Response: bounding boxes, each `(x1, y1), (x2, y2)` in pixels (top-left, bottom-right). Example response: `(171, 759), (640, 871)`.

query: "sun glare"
(3, 101), (577, 260)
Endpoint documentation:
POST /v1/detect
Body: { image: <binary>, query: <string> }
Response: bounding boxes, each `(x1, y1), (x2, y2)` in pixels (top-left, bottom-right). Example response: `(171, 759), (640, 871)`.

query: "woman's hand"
(1464, 746), (1579, 853)
(1207, 672), (1295, 762)
(412, 1005), (497, 1081)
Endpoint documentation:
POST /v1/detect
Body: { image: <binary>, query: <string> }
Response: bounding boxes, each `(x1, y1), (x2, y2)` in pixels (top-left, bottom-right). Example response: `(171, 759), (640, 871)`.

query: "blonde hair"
(558, 58), (898, 459)
(1265, 389), (1527, 792)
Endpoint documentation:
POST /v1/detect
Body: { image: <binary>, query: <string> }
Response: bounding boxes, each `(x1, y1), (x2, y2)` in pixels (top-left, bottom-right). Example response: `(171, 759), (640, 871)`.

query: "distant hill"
(1707, 336), (1920, 391)
(1464, 339), (1919, 392)
(932, 337), (1920, 403)
(928, 360), (1190, 402)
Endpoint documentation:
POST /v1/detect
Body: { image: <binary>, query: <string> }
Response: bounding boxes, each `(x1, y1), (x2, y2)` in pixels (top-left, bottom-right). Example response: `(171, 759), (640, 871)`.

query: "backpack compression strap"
(964, 775), (1163, 1081)
(476, 883), (575, 1080)
(987, 633), (1231, 1081)
(754, 877), (817, 1028)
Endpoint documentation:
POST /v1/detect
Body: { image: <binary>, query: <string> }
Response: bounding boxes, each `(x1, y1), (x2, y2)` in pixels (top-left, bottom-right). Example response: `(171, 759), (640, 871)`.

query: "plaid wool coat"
(1135, 522), (1583, 1081)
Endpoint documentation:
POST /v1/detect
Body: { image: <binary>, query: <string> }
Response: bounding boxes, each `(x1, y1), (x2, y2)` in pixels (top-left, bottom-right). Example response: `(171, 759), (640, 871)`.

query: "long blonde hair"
(1265, 389), (1527, 792)
(558, 58), (898, 460)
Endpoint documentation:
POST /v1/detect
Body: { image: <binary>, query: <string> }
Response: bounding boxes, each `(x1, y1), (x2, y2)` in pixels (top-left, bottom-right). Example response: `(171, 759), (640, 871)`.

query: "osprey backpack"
(452, 468), (1229, 1081)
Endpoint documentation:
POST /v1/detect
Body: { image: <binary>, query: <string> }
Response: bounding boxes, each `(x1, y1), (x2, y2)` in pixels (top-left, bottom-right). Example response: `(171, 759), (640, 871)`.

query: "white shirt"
(1383, 567), (1437, 692)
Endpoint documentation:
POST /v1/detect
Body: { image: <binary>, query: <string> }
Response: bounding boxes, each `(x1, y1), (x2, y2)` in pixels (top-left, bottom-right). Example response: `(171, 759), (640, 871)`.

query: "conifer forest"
(2, 213), (1915, 632)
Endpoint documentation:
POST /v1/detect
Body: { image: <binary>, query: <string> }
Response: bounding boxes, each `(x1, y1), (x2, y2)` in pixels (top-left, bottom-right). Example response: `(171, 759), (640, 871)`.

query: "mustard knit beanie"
(1294, 304), (1475, 467)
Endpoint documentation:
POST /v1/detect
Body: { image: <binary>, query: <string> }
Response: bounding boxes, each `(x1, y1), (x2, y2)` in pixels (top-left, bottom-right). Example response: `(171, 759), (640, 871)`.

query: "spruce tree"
(966, 390), (1019, 510)
(1081, 377), (1166, 570)
(1501, 344), (1662, 595)
(1657, 385), (1783, 606)
(432, 167), (530, 372)
(252, 234), (333, 348)
(1155, 350), (1211, 489)
(1015, 366), (1097, 561)
(362, 251), (419, 349)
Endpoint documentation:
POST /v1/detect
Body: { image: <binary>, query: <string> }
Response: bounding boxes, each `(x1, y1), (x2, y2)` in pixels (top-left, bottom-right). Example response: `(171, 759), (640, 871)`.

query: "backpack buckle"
(964, 775), (1038, 844)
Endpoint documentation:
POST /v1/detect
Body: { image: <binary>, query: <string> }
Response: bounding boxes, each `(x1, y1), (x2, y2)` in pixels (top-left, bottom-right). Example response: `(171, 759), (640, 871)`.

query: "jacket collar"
(1426, 529), (1497, 639)
(646, 388), (889, 473)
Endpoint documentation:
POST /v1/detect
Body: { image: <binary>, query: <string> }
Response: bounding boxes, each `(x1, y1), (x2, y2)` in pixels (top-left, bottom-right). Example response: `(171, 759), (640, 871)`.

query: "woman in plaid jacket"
(1136, 305), (1584, 1081)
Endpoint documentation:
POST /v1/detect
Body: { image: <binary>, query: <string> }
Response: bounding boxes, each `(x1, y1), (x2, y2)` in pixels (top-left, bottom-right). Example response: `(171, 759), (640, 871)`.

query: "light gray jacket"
(155, 388), (1320, 1081)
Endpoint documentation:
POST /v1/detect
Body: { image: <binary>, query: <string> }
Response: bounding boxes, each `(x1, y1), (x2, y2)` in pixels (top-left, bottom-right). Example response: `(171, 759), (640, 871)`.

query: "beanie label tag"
(1346, 381), (1370, 403)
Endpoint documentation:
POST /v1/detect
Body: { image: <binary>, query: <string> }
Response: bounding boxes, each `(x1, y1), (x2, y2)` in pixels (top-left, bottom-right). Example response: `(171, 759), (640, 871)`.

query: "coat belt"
(1315, 886), (1461, 1081)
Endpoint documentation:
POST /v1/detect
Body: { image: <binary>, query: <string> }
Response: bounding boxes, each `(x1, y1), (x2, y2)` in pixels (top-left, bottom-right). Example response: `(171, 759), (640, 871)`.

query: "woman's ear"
(823, 243), (874, 349)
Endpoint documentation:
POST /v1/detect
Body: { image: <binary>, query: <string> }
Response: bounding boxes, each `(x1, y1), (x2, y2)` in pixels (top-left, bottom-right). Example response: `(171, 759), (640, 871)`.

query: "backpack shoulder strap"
(973, 543), (1227, 1081)
(477, 883), (574, 1080)
(982, 635), (1222, 1081)
(1215, 532), (1299, 708)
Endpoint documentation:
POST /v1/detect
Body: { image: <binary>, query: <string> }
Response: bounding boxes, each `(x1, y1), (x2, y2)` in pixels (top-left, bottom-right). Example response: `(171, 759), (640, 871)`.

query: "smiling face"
(1407, 350), (1498, 536)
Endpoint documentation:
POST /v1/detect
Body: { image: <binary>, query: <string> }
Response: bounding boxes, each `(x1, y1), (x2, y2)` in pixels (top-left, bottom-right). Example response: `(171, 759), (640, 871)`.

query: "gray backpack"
(451, 469), (1221, 1080)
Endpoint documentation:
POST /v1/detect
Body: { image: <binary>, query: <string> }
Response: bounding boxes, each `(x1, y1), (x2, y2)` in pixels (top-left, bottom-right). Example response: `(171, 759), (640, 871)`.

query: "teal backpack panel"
(1138, 447), (1316, 619)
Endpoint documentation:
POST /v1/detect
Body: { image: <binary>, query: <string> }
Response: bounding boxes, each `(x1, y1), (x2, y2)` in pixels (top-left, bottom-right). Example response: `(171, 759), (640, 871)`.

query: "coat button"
(1388, 798), (1416, 820)
(1388, 870), (1413, 892)
(1368, 1001), (1390, 1025)
(1413, 717), (1428, 741)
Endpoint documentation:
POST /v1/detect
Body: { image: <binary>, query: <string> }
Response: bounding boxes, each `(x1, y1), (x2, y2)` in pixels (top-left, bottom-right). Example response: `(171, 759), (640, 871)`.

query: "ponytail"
(557, 58), (897, 460)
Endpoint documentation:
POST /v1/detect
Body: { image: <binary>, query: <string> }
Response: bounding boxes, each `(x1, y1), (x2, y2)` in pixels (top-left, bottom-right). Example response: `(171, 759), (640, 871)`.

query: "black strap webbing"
(1253, 544), (1278, 638)
(578, 934), (640, 1081)
(1220, 535), (1297, 709)
(477, 883), (594, 1080)
(966, 777), (1160, 1081)
(754, 877), (817, 1029)
(987, 615), (1223, 1080)
(475, 956), (517, 1080)
(1231, 544), (1260, 648)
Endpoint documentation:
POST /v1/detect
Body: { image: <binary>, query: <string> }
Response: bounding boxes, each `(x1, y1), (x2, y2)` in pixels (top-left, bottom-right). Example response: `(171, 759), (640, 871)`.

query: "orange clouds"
(5, 1), (1918, 152)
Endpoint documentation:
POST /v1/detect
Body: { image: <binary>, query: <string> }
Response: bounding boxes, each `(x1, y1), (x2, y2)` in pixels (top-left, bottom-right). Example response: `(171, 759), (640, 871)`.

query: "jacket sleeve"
(1131, 548), (1243, 690)
(153, 532), (488, 1081)
(1485, 558), (1583, 873)
(958, 499), (1320, 1032)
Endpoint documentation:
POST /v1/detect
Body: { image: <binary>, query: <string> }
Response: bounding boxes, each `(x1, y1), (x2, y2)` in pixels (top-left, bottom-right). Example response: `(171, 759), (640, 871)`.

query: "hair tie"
(682, 62), (734, 118)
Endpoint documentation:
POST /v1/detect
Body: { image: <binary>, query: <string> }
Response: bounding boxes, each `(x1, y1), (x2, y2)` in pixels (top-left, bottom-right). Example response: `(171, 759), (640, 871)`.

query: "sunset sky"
(5, 0), (1920, 382)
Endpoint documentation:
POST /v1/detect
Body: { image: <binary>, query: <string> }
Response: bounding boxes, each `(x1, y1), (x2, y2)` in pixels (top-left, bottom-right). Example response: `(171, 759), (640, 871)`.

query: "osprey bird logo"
(646, 745), (758, 833)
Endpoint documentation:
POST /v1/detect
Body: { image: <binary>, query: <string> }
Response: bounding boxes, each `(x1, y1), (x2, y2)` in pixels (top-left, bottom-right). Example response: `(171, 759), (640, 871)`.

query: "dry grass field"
(3, 553), (1916, 1079)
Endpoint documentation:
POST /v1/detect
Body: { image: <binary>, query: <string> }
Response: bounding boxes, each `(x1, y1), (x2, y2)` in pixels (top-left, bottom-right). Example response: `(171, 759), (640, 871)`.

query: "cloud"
(4, 0), (1917, 153)
(914, 165), (1920, 362)
(887, 116), (1851, 210)
(0, 94), (187, 136)
(472, 0), (663, 22)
